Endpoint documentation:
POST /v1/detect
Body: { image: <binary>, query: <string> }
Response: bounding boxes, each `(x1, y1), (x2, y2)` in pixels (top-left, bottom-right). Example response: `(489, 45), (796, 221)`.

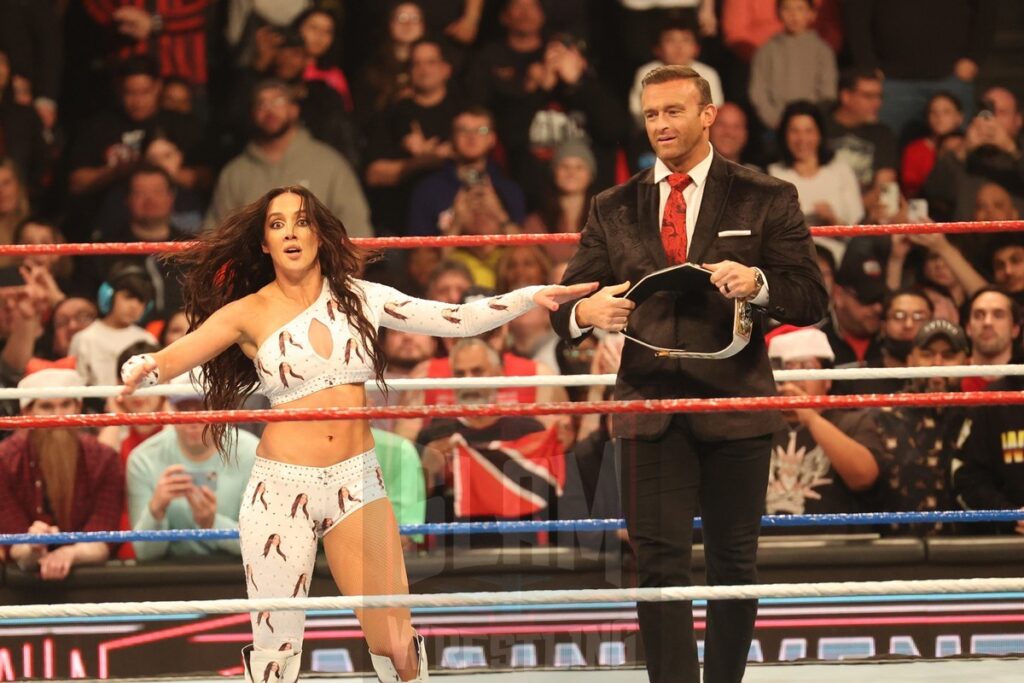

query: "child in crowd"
(749, 0), (837, 130)
(629, 18), (724, 127)
(68, 263), (157, 386)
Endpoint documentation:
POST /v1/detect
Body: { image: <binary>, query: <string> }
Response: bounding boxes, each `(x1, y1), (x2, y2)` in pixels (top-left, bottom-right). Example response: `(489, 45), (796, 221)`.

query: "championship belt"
(621, 263), (753, 360)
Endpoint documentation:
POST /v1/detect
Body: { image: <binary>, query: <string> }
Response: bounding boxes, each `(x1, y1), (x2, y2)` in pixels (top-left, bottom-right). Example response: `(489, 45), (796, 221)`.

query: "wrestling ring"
(0, 222), (1022, 681)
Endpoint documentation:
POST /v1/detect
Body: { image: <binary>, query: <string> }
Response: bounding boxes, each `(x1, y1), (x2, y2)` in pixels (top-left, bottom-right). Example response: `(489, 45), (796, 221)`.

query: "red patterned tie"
(662, 172), (692, 264)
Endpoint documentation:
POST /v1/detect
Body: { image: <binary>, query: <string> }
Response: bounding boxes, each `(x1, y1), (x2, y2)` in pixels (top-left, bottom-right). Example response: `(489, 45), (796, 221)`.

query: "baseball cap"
(914, 319), (969, 353)
(835, 251), (886, 305)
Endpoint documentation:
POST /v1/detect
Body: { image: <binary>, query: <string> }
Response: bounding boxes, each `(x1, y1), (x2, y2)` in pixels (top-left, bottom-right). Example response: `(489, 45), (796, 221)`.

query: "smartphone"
(187, 470), (218, 492)
(907, 199), (929, 222)
(976, 98), (996, 120)
(879, 181), (900, 218)
(461, 168), (487, 187)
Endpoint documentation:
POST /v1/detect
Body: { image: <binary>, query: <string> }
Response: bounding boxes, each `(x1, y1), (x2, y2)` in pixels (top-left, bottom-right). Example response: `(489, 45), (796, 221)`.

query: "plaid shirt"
(0, 431), (124, 534)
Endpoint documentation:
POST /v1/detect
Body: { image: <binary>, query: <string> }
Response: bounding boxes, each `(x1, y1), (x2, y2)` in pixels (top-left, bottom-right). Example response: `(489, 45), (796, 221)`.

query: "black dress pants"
(619, 416), (772, 683)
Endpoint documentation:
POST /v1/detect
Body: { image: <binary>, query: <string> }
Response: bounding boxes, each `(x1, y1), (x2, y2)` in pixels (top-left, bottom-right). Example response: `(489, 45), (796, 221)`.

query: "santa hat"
(17, 357), (85, 409)
(766, 325), (835, 364)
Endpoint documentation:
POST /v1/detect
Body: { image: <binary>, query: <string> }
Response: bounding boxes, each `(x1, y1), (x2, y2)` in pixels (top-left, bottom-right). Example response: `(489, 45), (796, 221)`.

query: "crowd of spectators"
(1, 0), (1023, 578)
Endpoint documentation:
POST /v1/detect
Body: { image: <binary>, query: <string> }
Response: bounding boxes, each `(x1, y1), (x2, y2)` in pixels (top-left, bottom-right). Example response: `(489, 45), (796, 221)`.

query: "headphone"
(98, 264), (155, 320)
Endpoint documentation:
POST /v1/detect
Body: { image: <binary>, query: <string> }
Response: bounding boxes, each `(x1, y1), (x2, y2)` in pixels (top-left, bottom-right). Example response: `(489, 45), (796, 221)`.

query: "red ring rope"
(2, 220), (1022, 256)
(5, 391), (1021, 429)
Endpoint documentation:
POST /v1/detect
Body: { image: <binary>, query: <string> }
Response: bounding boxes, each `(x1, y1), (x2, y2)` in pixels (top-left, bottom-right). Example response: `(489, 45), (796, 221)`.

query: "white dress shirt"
(569, 144), (769, 337)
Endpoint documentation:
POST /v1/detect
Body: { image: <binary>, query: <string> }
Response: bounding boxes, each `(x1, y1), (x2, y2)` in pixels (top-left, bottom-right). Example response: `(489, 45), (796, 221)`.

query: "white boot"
(369, 633), (428, 682)
(242, 645), (302, 683)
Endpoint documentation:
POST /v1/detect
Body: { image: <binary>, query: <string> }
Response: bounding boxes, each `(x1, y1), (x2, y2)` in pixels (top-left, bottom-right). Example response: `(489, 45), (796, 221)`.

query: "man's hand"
(574, 282), (634, 331)
(703, 261), (760, 299)
(187, 486), (218, 529)
(365, 159), (405, 187)
(113, 6), (155, 41)
(445, 13), (481, 45)
(967, 116), (1020, 156)
(38, 545), (76, 581)
(890, 234), (913, 262)
(34, 100), (57, 130)
(908, 231), (950, 254)
(778, 383), (819, 426)
(21, 263), (65, 308)
(25, 520), (55, 559)
(422, 436), (456, 485)
(554, 46), (587, 85)
(698, 0), (718, 36)
(591, 334), (625, 375)
(253, 25), (283, 71)
(403, 122), (435, 157)
(149, 465), (193, 520)
(812, 201), (838, 225)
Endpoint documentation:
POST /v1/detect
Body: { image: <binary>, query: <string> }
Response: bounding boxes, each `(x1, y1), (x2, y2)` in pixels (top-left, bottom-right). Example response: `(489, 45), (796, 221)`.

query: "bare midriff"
(255, 383), (375, 467)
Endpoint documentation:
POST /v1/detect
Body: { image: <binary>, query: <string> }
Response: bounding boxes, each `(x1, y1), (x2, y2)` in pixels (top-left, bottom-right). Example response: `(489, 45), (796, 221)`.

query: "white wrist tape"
(121, 354), (160, 388)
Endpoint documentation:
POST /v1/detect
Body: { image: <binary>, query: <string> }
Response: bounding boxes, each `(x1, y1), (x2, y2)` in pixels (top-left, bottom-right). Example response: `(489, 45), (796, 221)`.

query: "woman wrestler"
(119, 185), (594, 682)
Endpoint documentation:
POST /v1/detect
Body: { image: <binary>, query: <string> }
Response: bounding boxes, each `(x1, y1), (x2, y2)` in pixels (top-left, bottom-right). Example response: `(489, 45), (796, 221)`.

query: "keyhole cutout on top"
(308, 319), (333, 360)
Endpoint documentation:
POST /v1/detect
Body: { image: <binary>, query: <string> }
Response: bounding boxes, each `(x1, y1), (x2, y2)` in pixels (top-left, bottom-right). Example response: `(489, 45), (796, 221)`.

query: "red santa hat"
(766, 325), (835, 364)
(17, 357), (85, 409)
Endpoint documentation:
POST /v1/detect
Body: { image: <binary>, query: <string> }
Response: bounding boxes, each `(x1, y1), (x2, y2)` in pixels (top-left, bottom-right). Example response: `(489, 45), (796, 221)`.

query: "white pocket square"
(717, 229), (752, 237)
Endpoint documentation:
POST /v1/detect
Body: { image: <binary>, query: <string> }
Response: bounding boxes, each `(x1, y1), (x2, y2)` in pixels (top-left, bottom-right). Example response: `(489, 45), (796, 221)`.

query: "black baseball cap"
(914, 319), (969, 353)
(835, 251), (886, 305)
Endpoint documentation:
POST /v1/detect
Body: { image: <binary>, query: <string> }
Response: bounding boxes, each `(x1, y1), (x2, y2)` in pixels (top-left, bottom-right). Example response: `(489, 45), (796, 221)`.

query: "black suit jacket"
(551, 152), (828, 442)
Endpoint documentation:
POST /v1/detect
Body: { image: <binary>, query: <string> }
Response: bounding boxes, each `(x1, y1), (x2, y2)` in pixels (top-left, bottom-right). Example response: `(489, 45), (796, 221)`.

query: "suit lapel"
(637, 169), (668, 270)
(687, 153), (733, 265)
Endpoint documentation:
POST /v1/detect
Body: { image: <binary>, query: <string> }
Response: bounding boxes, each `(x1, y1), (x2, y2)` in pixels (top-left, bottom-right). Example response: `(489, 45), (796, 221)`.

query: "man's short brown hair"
(640, 65), (713, 108)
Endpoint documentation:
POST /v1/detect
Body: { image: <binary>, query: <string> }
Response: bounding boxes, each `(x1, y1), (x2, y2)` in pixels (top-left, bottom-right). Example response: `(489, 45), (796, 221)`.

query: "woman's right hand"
(120, 354), (160, 398)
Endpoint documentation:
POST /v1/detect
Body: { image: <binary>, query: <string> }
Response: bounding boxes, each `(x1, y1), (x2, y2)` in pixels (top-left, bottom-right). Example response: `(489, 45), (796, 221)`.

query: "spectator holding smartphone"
(407, 107), (526, 239)
(126, 373), (257, 561)
(924, 88), (1024, 222)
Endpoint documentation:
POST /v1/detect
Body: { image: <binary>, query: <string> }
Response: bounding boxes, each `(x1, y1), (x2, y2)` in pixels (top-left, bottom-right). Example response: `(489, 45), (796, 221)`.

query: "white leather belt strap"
(621, 263), (753, 360)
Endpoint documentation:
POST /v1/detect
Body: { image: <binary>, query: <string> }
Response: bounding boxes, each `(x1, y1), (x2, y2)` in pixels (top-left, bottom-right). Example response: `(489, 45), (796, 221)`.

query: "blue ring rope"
(1, 510), (1021, 546)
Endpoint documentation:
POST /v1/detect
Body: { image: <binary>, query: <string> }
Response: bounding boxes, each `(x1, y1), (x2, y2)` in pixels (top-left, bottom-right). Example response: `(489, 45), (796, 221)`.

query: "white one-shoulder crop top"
(254, 278), (544, 406)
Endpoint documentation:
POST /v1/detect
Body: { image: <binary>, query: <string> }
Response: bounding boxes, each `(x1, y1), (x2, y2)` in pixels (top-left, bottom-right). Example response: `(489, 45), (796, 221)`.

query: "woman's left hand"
(532, 282), (599, 311)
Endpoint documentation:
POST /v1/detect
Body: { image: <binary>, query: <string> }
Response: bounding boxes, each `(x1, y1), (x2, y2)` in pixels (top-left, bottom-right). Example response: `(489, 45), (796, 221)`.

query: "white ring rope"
(1, 364), (1021, 401)
(1, 577), (1022, 620)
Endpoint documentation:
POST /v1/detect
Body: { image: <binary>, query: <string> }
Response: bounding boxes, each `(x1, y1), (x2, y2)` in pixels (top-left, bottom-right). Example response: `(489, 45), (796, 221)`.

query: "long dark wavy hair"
(169, 185), (384, 457)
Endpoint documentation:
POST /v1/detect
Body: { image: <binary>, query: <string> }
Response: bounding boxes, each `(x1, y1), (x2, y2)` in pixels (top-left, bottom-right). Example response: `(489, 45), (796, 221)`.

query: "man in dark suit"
(551, 65), (828, 683)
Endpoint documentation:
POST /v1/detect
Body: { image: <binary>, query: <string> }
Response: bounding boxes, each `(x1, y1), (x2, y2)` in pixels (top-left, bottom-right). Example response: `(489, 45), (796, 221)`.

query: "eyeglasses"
(54, 311), (97, 329)
(454, 125), (491, 137)
(888, 310), (930, 323)
(394, 12), (423, 24)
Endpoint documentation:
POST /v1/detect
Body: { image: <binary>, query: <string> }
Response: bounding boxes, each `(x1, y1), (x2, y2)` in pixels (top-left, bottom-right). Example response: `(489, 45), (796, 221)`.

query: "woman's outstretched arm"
(120, 299), (250, 393)
(368, 281), (598, 338)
